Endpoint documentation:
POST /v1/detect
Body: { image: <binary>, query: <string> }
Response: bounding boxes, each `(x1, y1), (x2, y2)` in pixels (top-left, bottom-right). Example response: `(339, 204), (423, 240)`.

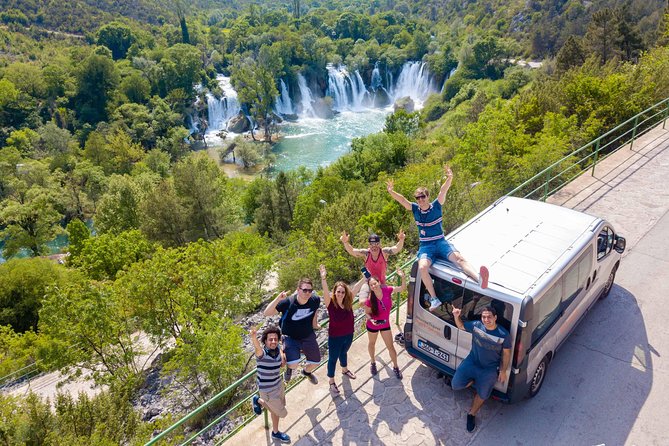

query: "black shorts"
(367, 326), (391, 333)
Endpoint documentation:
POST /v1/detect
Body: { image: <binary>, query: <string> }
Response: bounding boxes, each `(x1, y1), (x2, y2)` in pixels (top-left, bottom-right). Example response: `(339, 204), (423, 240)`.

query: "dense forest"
(1, 0), (669, 444)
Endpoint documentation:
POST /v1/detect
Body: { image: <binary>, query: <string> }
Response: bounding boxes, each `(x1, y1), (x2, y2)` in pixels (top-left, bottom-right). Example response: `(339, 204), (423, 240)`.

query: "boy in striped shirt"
(387, 165), (489, 312)
(250, 325), (290, 443)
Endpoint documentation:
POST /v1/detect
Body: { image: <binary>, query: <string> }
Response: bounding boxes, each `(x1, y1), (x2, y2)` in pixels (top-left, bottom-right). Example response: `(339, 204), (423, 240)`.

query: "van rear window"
(421, 275), (513, 332)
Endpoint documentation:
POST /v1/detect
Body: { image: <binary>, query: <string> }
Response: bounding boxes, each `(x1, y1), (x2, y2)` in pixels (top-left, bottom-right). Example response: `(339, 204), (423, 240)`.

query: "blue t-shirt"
(464, 320), (511, 370)
(412, 199), (445, 243)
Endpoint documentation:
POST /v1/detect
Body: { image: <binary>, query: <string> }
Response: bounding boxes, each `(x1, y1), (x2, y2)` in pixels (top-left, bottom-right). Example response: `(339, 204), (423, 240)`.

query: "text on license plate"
(417, 339), (450, 362)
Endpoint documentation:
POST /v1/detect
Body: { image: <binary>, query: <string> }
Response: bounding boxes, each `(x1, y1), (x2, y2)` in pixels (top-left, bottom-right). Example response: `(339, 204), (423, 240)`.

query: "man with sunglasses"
(386, 165), (489, 311)
(340, 229), (405, 301)
(264, 278), (321, 384)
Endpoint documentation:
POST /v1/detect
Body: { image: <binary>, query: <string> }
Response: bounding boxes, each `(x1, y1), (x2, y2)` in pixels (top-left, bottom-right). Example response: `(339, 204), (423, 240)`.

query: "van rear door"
(411, 273), (461, 372)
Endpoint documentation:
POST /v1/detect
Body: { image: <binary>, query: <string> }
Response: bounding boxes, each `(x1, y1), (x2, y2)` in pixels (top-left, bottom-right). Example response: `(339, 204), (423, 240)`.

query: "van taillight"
(513, 337), (525, 366)
(406, 292), (414, 318)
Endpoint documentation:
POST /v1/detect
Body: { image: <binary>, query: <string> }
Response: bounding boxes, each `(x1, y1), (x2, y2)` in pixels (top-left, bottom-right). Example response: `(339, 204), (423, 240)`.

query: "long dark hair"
(369, 276), (382, 316)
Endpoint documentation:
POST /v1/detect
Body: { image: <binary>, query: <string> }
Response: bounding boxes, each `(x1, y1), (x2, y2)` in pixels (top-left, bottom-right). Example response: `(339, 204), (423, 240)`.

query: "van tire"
(529, 356), (549, 398)
(600, 265), (618, 300)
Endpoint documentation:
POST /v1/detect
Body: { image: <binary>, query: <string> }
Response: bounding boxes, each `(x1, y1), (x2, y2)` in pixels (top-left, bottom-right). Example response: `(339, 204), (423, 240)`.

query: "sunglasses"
(415, 194), (427, 200)
(300, 288), (313, 293)
(369, 241), (380, 246)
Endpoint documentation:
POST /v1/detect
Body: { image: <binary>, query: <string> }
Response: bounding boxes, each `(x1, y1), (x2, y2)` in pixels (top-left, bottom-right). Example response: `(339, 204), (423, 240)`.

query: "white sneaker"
(429, 297), (441, 312)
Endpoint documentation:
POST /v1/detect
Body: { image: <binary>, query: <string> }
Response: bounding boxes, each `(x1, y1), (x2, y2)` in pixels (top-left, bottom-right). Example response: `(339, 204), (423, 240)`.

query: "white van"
(403, 196), (626, 402)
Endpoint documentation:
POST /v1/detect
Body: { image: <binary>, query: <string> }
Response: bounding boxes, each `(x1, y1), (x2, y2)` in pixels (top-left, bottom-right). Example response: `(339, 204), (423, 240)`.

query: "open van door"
(410, 272), (461, 373)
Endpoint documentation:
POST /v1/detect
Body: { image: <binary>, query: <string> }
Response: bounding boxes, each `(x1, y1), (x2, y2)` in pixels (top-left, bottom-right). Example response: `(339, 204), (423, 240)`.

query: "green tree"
(119, 72), (151, 104)
(66, 218), (90, 261)
(172, 153), (241, 240)
(556, 36), (587, 73)
(97, 22), (137, 60)
(0, 187), (64, 259)
(0, 258), (69, 332)
(39, 276), (142, 384)
(74, 52), (120, 124)
(140, 179), (189, 246)
(69, 230), (155, 280)
(160, 43), (202, 97)
(95, 174), (144, 234)
(585, 8), (621, 64)
(230, 50), (279, 142)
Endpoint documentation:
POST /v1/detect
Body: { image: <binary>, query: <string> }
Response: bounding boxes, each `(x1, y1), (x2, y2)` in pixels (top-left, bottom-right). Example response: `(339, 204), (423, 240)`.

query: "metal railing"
(145, 258), (415, 446)
(507, 97), (669, 200)
(146, 96), (669, 445)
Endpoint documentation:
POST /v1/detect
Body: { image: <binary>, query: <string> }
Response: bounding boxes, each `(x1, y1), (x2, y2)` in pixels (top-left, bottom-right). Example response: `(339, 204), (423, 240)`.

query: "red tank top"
(365, 250), (388, 284)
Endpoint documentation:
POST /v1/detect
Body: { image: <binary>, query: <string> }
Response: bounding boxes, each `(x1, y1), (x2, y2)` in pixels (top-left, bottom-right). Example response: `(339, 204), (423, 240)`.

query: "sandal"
(342, 370), (357, 380)
(329, 382), (340, 395)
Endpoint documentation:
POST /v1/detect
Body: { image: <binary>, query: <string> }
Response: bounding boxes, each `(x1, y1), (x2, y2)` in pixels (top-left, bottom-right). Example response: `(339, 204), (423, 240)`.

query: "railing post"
(630, 115), (639, 151)
(591, 139), (601, 176)
(395, 273), (401, 326)
(542, 166), (551, 202)
(664, 102), (669, 129)
(263, 405), (269, 429)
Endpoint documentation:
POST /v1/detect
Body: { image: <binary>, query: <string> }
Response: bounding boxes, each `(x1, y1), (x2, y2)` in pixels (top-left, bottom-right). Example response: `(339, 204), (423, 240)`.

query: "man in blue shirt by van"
(386, 165), (489, 311)
(451, 305), (511, 432)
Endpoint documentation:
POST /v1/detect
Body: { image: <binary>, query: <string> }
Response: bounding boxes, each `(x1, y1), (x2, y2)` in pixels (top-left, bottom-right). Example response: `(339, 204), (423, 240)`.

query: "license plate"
(417, 339), (450, 362)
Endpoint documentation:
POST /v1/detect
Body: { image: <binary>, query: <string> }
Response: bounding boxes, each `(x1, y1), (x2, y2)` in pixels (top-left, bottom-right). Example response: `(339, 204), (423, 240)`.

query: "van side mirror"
(614, 236), (626, 253)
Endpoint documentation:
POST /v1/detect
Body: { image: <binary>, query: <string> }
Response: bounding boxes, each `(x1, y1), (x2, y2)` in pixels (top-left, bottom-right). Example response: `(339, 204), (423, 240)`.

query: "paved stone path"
(234, 123), (669, 446)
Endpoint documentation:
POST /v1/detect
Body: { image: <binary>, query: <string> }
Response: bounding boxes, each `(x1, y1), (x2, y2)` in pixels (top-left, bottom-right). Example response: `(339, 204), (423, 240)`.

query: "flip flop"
(329, 382), (340, 395)
(479, 266), (489, 289)
(342, 370), (357, 379)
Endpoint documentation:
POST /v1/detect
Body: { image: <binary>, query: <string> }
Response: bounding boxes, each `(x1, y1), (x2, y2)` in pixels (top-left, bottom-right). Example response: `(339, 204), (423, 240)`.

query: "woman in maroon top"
(320, 265), (359, 396)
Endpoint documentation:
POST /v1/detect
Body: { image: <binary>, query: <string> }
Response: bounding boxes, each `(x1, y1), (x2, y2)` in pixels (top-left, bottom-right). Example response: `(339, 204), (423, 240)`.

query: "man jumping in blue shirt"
(387, 165), (489, 311)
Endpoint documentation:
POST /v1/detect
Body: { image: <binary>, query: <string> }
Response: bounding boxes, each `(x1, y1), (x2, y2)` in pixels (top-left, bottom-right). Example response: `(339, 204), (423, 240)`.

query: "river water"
(272, 109), (389, 171)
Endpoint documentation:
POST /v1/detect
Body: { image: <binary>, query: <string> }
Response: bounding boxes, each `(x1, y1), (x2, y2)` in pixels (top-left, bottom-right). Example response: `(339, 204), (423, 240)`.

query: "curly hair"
(261, 324), (282, 344)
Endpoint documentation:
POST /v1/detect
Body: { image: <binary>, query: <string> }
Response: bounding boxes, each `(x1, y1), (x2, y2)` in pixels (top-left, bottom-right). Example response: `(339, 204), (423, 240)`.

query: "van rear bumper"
(405, 343), (512, 403)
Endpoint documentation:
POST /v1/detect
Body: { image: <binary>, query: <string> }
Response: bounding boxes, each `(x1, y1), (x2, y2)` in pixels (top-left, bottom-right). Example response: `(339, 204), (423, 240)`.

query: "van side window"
(597, 227), (614, 260)
(562, 248), (593, 308)
(531, 282), (561, 346)
(421, 275), (513, 332)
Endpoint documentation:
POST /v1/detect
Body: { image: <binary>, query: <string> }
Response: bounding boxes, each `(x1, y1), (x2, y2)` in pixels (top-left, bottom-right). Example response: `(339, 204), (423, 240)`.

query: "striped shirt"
(412, 199), (445, 243)
(256, 348), (282, 391)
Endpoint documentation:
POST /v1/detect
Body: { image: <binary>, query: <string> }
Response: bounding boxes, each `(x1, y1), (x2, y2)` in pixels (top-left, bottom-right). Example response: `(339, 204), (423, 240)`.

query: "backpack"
(279, 294), (296, 332)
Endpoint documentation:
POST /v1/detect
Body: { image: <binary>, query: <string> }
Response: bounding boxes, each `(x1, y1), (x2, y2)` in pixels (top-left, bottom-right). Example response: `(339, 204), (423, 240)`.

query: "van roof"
(443, 196), (600, 296)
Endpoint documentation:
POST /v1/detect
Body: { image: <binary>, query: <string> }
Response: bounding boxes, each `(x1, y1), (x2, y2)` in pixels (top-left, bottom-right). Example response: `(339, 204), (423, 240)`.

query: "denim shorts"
(417, 238), (455, 264)
(451, 355), (498, 400)
(283, 332), (321, 365)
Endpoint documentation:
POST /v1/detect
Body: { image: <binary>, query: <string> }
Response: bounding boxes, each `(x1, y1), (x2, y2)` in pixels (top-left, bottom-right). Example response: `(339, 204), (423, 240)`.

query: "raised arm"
(319, 264), (331, 308)
(436, 165), (454, 205)
(391, 269), (407, 293)
(386, 180), (412, 210)
(340, 231), (367, 258)
(264, 290), (288, 317)
(452, 307), (465, 330)
(384, 229), (405, 255)
(250, 326), (264, 358)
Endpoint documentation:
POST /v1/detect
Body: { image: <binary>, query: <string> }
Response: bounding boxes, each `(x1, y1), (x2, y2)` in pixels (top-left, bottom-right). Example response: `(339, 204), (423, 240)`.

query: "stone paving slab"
(233, 123), (669, 446)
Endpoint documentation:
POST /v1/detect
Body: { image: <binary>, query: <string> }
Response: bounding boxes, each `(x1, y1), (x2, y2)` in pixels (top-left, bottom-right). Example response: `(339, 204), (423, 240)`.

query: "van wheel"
(600, 265), (618, 300)
(529, 356), (549, 398)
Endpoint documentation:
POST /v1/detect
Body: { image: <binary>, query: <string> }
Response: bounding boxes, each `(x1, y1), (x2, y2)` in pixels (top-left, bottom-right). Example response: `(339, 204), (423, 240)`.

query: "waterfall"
(275, 79), (294, 115)
(371, 63), (383, 91)
(207, 75), (241, 132)
(391, 61), (437, 107)
(297, 74), (316, 118)
(326, 64), (369, 111)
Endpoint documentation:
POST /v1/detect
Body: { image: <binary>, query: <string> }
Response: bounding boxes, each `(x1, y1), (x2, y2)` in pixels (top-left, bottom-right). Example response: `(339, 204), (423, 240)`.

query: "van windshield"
(420, 275), (513, 332)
